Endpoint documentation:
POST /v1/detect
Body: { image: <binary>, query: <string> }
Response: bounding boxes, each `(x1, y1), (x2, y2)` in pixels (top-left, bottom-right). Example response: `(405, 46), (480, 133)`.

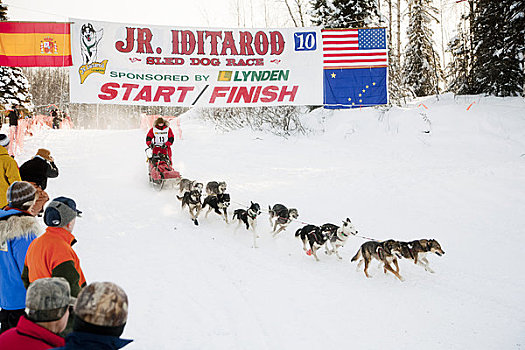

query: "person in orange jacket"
(145, 117), (174, 163)
(22, 197), (86, 298)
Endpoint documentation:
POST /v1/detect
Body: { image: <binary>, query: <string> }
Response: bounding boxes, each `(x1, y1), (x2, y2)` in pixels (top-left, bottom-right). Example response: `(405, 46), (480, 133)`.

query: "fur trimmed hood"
(0, 215), (42, 242)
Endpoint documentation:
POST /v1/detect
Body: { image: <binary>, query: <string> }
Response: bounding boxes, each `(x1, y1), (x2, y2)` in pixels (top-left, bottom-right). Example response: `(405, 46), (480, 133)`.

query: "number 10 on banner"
(294, 32), (317, 51)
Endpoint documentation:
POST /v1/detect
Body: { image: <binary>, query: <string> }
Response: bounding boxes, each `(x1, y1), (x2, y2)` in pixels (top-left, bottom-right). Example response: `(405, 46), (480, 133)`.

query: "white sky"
(3, 0), (296, 27)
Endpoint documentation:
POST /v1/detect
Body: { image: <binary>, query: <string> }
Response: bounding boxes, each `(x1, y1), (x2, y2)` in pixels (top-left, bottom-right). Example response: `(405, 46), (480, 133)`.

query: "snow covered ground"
(14, 94), (525, 349)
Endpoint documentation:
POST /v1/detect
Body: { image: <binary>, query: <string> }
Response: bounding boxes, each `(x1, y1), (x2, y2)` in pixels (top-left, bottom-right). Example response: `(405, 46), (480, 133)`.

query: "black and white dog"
(232, 202), (261, 248)
(80, 23), (103, 65)
(176, 190), (202, 226)
(206, 181), (227, 196)
(295, 224), (327, 261)
(202, 193), (231, 223)
(323, 218), (358, 259)
(268, 204), (299, 237)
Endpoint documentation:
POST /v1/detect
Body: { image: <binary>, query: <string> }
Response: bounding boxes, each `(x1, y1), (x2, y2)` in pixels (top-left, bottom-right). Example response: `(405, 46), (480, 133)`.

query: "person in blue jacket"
(0, 181), (40, 334)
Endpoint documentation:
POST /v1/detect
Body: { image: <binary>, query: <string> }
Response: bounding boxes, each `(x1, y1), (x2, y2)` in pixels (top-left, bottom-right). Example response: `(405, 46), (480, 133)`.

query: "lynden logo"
(79, 23), (107, 84)
(40, 37), (58, 54)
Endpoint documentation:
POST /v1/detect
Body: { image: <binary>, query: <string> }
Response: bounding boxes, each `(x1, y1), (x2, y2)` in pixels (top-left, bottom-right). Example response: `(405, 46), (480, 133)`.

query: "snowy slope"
(15, 94), (525, 349)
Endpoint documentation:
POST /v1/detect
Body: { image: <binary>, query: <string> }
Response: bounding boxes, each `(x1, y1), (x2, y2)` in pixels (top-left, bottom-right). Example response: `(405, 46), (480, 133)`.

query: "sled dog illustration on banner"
(80, 23), (103, 65)
(78, 23), (108, 84)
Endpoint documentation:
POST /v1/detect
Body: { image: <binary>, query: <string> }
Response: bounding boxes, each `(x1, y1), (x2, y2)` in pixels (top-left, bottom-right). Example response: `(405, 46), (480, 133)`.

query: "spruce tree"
(402, 0), (443, 97)
(502, 0), (524, 96)
(0, 1), (7, 21)
(471, 0), (503, 95)
(0, 0), (34, 112)
(329, 0), (380, 28)
(310, 0), (331, 27)
(471, 0), (523, 97)
(446, 18), (474, 94)
(310, 0), (380, 28)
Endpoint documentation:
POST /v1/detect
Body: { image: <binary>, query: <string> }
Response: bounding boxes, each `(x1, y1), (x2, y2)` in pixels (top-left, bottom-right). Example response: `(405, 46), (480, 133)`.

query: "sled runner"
(146, 146), (180, 191)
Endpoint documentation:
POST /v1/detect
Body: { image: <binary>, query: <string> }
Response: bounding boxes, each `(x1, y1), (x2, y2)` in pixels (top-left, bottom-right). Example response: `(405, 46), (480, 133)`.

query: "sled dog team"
(175, 177), (445, 281)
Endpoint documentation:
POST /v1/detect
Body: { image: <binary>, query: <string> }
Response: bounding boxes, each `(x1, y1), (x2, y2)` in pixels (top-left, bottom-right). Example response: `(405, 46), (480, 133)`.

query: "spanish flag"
(0, 22), (72, 67)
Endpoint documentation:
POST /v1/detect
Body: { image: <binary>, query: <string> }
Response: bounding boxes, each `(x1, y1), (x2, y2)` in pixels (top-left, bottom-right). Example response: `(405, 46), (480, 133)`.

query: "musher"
(145, 117), (174, 163)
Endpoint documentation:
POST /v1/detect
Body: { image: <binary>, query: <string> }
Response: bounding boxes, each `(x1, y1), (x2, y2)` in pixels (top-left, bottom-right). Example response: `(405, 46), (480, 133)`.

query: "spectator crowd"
(0, 133), (132, 349)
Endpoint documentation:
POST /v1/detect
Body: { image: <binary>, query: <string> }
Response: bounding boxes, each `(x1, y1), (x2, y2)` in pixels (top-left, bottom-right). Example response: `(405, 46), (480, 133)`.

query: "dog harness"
(277, 216), (291, 225)
(83, 41), (97, 57)
(187, 193), (201, 205)
(335, 230), (348, 241)
(247, 209), (257, 219)
(376, 246), (384, 260)
(407, 244), (415, 259)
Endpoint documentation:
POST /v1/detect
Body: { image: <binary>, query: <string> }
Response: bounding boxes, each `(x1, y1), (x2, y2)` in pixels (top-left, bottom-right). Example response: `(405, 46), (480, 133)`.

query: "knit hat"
(36, 148), (52, 161)
(154, 117), (168, 127)
(6, 181), (36, 208)
(44, 196), (82, 227)
(74, 282), (128, 328)
(26, 277), (75, 322)
(0, 134), (9, 147)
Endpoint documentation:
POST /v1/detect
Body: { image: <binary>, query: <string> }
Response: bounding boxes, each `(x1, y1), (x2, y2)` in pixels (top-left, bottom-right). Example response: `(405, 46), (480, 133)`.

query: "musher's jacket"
(146, 124), (174, 147)
(22, 226), (86, 297)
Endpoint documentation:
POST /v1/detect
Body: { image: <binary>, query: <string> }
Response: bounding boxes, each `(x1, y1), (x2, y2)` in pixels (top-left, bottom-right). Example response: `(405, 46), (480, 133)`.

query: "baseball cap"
(25, 277), (75, 322)
(74, 282), (128, 328)
(44, 196), (82, 227)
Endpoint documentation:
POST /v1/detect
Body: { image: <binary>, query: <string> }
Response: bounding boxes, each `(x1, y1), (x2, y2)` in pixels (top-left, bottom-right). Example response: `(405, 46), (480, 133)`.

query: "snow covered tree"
(310, 0), (331, 26)
(0, 67), (33, 111)
(0, 1), (7, 21)
(507, 0), (525, 96)
(471, 0), (524, 97)
(446, 18), (474, 94)
(0, 0), (34, 112)
(310, 0), (380, 28)
(402, 0), (443, 97)
(384, 0), (411, 104)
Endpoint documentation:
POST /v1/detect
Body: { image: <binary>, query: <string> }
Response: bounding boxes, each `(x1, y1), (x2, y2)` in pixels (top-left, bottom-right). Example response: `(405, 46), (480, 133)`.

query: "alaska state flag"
(322, 28), (388, 108)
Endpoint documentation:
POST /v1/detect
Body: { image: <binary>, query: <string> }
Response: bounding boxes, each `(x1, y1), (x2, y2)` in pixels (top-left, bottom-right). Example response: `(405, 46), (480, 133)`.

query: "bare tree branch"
(283, 0), (299, 27)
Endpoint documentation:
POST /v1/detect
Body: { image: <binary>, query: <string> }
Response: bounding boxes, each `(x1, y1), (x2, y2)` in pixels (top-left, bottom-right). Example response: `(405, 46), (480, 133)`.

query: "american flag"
(322, 28), (388, 69)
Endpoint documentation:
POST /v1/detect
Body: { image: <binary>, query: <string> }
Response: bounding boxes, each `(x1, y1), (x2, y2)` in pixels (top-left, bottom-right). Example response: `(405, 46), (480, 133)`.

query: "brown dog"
(351, 240), (404, 281)
(176, 190), (202, 225)
(397, 239), (445, 273)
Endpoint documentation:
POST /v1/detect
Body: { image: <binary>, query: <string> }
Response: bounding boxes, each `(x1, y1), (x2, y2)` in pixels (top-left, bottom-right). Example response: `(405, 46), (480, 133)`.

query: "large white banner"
(69, 19), (323, 107)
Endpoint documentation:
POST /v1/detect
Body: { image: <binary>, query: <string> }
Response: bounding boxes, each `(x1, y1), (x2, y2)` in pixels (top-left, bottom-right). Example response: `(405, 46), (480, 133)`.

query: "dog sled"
(146, 146), (181, 191)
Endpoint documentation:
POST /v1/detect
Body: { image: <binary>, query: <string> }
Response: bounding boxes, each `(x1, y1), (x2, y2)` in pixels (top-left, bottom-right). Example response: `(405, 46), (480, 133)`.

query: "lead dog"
(202, 193), (231, 223)
(268, 204), (299, 237)
(206, 181), (227, 196)
(176, 190), (202, 225)
(322, 218), (358, 260)
(232, 202), (262, 247)
(397, 239), (445, 273)
(351, 240), (404, 281)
